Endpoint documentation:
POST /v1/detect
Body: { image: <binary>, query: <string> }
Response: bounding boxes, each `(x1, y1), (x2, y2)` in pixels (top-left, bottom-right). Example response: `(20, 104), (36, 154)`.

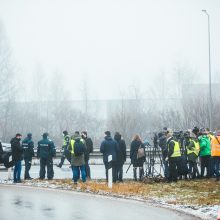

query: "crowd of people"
(0, 126), (219, 184)
(158, 127), (220, 182)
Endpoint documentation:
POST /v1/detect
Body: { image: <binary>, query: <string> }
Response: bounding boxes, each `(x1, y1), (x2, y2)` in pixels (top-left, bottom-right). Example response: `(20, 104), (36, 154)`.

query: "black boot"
(133, 168), (137, 181)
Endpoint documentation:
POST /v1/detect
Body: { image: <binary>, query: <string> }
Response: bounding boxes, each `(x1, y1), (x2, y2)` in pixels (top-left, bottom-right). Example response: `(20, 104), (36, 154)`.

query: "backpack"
(137, 146), (145, 159)
(74, 141), (84, 156)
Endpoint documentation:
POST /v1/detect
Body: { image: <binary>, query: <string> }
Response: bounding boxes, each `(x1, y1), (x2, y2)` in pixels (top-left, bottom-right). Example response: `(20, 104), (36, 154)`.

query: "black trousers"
(24, 158), (32, 179)
(85, 160), (91, 179)
(104, 161), (117, 183)
(200, 155), (211, 178)
(168, 157), (181, 182)
(58, 150), (71, 167)
(40, 157), (54, 179)
(115, 163), (124, 182)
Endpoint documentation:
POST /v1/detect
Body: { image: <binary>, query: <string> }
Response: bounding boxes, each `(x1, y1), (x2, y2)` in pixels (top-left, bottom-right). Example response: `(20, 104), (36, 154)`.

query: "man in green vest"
(165, 128), (182, 182)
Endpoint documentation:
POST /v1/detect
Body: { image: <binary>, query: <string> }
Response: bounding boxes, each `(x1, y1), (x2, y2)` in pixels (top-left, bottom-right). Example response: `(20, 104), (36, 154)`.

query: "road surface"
(0, 185), (200, 220)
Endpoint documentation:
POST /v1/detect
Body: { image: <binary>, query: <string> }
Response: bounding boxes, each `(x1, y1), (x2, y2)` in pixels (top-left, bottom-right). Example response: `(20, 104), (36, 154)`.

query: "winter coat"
(130, 140), (145, 167)
(11, 137), (23, 162)
(22, 137), (35, 159)
(114, 133), (126, 165)
(158, 134), (167, 158)
(83, 137), (93, 161)
(198, 135), (211, 157)
(100, 135), (118, 163)
(69, 138), (86, 166)
(37, 137), (56, 159)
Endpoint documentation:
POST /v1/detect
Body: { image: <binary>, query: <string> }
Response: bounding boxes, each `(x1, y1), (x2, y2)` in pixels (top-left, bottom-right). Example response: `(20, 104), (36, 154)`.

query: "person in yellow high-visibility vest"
(68, 132), (86, 184)
(211, 128), (220, 181)
(165, 128), (182, 182)
(185, 130), (200, 179)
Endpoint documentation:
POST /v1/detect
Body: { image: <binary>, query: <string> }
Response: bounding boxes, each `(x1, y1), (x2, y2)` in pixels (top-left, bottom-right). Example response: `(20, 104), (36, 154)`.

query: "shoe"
(24, 177), (33, 180)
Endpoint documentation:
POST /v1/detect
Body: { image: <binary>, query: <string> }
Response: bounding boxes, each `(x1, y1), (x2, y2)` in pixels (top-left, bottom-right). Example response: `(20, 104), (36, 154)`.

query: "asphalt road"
(0, 185), (200, 220)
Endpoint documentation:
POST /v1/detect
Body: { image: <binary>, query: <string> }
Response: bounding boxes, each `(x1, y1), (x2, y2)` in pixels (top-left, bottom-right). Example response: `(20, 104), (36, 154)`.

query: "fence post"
(108, 155), (112, 188)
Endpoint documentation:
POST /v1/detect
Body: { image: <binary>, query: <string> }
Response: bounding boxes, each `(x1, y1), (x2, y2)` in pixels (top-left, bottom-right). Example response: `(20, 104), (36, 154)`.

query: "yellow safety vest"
(187, 139), (200, 156)
(170, 140), (181, 157)
(63, 135), (70, 146)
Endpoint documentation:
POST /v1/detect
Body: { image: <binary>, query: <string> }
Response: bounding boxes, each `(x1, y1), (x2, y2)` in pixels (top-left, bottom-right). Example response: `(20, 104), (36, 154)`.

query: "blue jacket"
(100, 136), (119, 163)
(37, 137), (56, 158)
(22, 137), (34, 159)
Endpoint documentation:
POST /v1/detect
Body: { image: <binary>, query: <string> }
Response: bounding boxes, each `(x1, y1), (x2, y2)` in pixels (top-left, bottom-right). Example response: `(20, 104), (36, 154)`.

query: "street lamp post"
(202, 9), (213, 131)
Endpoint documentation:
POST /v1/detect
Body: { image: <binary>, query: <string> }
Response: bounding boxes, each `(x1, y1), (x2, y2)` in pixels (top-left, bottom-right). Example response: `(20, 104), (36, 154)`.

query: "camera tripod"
(144, 142), (164, 178)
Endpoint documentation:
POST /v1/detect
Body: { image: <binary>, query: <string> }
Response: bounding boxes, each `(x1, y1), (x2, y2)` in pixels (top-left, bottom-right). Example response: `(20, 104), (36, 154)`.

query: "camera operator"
(158, 131), (168, 179)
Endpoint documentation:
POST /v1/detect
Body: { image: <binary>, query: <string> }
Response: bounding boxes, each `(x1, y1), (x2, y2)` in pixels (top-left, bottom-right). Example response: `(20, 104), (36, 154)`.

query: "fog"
(0, 0), (220, 145)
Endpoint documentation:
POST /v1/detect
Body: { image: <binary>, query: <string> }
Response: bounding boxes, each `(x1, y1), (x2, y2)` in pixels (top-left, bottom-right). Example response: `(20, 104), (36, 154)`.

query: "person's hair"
(16, 133), (22, 137)
(132, 134), (142, 142)
(104, 131), (111, 136)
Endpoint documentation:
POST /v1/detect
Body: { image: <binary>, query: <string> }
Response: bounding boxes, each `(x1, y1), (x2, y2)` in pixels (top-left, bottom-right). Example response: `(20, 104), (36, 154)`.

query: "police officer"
(37, 133), (56, 180)
(22, 133), (34, 180)
(57, 130), (71, 168)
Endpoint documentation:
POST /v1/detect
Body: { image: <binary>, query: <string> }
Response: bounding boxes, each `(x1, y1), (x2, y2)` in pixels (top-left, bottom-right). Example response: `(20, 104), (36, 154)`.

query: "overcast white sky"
(0, 0), (219, 100)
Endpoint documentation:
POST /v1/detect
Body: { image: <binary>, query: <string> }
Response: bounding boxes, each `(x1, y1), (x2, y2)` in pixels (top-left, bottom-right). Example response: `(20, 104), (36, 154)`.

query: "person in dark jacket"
(100, 131), (119, 183)
(130, 134), (146, 181)
(37, 133), (56, 180)
(11, 133), (23, 183)
(57, 130), (71, 168)
(81, 131), (93, 179)
(114, 132), (126, 182)
(22, 133), (34, 180)
(158, 131), (169, 179)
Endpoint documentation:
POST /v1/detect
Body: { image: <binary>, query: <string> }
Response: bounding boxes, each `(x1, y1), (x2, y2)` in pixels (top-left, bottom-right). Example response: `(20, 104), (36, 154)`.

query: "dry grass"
(32, 178), (220, 206)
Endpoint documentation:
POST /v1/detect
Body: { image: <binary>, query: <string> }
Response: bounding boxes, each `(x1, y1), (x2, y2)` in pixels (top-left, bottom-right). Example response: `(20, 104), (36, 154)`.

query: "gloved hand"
(165, 157), (169, 162)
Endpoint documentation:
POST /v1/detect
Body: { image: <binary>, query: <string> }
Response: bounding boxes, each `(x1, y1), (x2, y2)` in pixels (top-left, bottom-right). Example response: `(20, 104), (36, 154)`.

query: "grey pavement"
(0, 185), (199, 220)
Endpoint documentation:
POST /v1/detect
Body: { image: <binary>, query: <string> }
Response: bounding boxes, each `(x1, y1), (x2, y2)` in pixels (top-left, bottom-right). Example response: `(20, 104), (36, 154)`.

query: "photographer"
(158, 132), (168, 179)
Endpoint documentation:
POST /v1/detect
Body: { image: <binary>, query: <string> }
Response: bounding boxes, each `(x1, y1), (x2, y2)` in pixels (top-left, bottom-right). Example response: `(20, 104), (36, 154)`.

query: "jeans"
(72, 165), (86, 183)
(14, 160), (22, 182)
(212, 156), (220, 178)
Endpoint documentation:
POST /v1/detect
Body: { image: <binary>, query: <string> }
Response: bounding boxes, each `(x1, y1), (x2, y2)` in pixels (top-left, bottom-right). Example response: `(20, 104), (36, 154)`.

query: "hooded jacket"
(114, 133), (126, 164)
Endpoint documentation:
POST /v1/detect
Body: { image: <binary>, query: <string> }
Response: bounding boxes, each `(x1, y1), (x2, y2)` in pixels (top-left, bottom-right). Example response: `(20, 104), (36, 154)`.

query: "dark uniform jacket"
(37, 138), (56, 158)
(22, 137), (34, 159)
(11, 137), (23, 162)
